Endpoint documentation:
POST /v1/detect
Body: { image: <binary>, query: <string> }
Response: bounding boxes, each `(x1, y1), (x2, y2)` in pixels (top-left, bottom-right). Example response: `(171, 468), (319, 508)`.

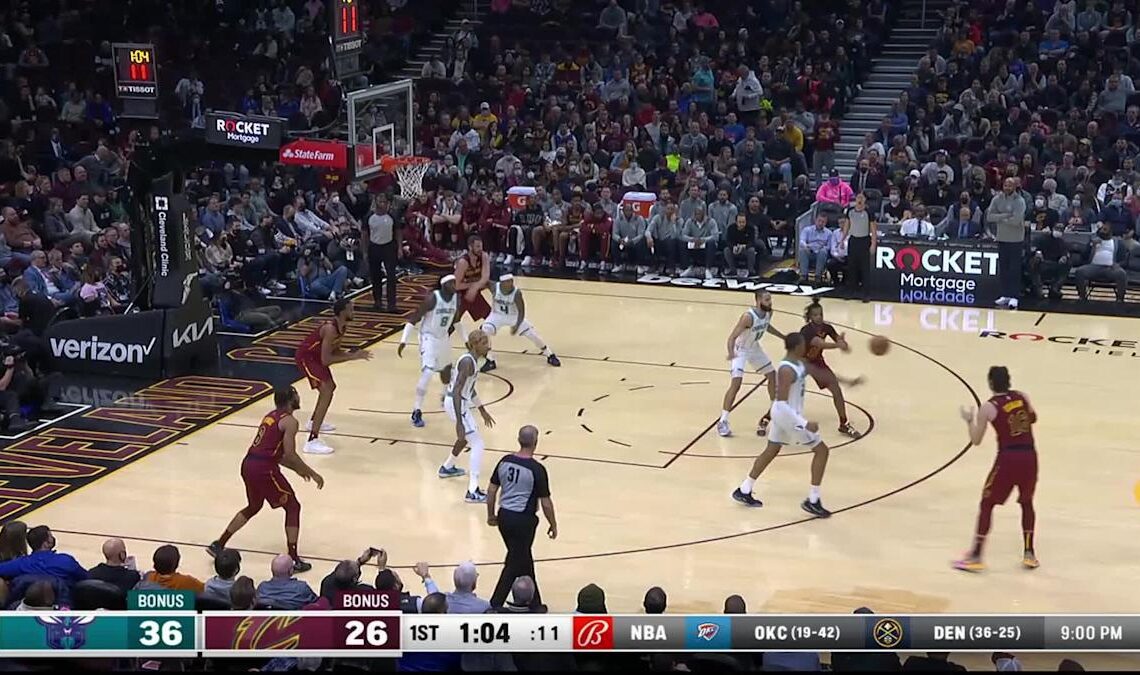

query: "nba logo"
(572, 616), (614, 650)
(684, 617), (731, 650)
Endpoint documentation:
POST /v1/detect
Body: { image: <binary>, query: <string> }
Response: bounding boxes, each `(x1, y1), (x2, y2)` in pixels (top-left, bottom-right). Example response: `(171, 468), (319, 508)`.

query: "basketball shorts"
(809, 362), (834, 389)
(767, 419), (822, 448)
(482, 313), (532, 337)
(296, 354), (333, 390)
(419, 333), (450, 372)
(730, 346), (775, 379)
(982, 450), (1038, 504)
(458, 292), (491, 321)
(241, 459), (295, 509)
(444, 396), (483, 445)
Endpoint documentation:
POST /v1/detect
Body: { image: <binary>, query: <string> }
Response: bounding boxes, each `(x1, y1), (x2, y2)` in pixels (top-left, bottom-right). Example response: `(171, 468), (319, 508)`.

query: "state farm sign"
(205, 112), (284, 150)
(279, 138), (348, 169)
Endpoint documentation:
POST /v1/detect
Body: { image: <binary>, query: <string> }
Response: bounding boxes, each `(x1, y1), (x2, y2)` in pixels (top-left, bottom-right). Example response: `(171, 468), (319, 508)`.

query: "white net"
(394, 160), (430, 198)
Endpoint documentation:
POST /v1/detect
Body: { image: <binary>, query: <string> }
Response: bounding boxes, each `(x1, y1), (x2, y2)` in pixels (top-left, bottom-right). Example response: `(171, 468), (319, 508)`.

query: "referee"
(843, 193), (876, 302)
(486, 425), (558, 608)
(366, 195), (401, 313)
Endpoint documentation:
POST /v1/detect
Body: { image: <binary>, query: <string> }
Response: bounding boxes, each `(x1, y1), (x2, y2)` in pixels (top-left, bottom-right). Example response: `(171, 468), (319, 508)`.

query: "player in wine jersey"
(717, 290), (784, 437)
(294, 298), (372, 454)
(954, 366), (1039, 572)
(208, 386), (325, 573)
(440, 328), (496, 502)
(453, 234), (492, 339)
(799, 299), (861, 438)
(732, 332), (862, 517)
(400, 275), (459, 428)
(479, 274), (561, 372)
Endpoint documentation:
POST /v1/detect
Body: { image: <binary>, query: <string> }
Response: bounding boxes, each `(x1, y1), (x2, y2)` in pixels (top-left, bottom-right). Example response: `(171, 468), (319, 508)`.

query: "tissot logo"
(50, 336), (158, 364)
(979, 330), (1140, 357)
(636, 274), (832, 296)
(876, 245), (999, 276)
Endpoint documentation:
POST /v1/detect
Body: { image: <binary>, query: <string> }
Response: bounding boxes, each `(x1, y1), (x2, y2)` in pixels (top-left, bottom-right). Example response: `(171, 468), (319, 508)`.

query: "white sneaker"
(303, 438), (334, 455)
(1008, 298), (1019, 310)
(542, 257), (551, 267)
(495, 252), (505, 263)
(521, 256), (534, 267)
(272, 281), (287, 291)
(578, 260), (587, 271)
(704, 268), (715, 280)
(304, 420), (335, 432)
(599, 261), (610, 272)
(716, 419), (732, 437)
(504, 254), (514, 266)
(636, 265), (648, 275)
(738, 269), (748, 278)
(352, 276), (365, 287)
(680, 266), (695, 278)
(259, 286), (274, 296)
(996, 296), (1010, 307)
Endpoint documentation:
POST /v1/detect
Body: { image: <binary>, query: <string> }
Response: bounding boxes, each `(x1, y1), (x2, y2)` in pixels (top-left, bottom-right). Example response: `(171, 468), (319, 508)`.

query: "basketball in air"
(869, 335), (890, 356)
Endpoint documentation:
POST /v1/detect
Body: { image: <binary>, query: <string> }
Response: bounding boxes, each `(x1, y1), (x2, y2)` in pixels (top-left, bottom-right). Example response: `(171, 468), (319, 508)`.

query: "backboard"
(347, 79), (415, 180)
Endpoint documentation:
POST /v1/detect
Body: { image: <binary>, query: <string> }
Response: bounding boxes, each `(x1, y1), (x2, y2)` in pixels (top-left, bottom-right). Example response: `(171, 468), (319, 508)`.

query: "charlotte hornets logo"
(37, 616), (95, 650)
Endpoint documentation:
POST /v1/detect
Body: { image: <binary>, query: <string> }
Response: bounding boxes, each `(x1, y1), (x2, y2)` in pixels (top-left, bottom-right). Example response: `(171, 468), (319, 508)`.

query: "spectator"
(723, 594), (746, 613)
(66, 195), (99, 244)
(22, 250), (76, 305)
(816, 168), (855, 207)
(297, 250), (350, 301)
(494, 575), (546, 613)
(797, 214), (834, 285)
(204, 548), (241, 601)
(138, 545), (203, 593)
(902, 652), (966, 672)
(229, 576), (257, 611)
(827, 221), (850, 286)
(86, 538), (140, 595)
(1031, 224), (1072, 302)
(724, 212), (759, 277)
(16, 581), (55, 611)
(575, 583), (607, 613)
(0, 521), (28, 562)
(256, 554), (317, 609)
(611, 202), (649, 274)
(643, 586), (667, 614)
(442, 561), (491, 614)
(681, 205), (720, 279)
(578, 202), (614, 272)
(0, 525), (87, 586)
(1075, 222), (1129, 302)
(899, 206), (936, 240)
(319, 548), (381, 601)
(647, 200), (682, 273)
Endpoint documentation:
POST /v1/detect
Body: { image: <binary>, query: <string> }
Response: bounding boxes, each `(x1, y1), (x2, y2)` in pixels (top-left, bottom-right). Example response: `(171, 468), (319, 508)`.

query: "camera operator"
(253, 215), (295, 287)
(325, 224), (366, 289)
(296, 245), (350, 301)
(200, 226), (240, 297)
(227, 217), (287, 296)
(0, 349), (49, 432)
(217, 274), (284, 332)
(9, 277), (53, 372)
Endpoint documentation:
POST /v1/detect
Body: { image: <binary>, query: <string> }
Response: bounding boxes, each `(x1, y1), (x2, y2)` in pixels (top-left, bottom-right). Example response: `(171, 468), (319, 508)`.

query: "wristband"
(400, 323), (415, 344)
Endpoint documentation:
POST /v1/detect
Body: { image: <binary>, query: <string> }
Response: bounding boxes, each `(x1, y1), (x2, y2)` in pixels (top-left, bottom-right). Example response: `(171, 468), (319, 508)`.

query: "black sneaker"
(756, 415), (770, 437)
(801, 498), (832, 518)
(732, 488), (763, 507)
(206, 541), (224, 558)
(411, 409), (425, 428)
(547, 354), (561, 367)
(292, 558), (312, 573)
(480, 359), (497, 373)
(838, 422), (861, 438)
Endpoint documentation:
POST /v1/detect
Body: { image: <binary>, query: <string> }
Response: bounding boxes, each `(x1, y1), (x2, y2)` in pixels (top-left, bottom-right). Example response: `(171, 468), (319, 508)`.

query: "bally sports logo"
(875, 245), (999, 276)
(573, 617), (613, 650)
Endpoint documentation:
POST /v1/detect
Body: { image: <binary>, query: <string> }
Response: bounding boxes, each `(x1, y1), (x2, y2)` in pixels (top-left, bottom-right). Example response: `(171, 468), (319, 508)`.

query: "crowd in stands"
(393, 0), (885, 282)
(0, 519), (1093, 672)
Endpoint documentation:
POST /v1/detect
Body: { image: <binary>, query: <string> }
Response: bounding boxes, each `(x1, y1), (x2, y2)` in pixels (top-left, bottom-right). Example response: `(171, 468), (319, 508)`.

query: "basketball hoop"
(381, 155), (431, 198)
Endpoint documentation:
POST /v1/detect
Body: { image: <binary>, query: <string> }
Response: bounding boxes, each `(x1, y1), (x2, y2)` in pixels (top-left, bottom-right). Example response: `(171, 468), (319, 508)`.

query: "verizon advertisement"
(205, 111), (284, 150)
(279, 138), (348, 169)
(870, 239), (1001, 307)
(46, 310), (166, 378)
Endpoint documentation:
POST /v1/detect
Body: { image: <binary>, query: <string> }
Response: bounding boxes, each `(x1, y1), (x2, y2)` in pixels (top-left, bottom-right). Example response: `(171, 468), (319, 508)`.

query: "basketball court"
(24, 277), (1138, 662)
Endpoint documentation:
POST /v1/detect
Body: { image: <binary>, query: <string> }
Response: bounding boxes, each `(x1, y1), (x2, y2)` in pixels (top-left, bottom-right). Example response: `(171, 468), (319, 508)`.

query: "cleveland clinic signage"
(205, 111), (284, 150)
(869, 239), (1001, 307)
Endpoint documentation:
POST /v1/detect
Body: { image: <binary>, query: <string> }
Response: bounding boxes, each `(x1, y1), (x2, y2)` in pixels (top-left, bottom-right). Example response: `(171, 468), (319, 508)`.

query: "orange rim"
(380, 155), (431, 173)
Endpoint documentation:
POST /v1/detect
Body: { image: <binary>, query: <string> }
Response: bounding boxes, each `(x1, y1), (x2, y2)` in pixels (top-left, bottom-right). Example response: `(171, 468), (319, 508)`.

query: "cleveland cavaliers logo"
(232, 616), (304, 650)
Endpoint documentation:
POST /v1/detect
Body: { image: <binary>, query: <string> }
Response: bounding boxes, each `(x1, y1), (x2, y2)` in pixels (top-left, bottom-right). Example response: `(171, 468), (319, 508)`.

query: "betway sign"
(205, 112), (284, 150)
(50, 335), (157, 364)
(637, 274), (832, 296)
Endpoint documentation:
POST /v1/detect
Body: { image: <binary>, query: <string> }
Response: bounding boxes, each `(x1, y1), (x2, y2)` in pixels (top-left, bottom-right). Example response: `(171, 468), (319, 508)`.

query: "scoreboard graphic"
(2, 594), (1139, 657)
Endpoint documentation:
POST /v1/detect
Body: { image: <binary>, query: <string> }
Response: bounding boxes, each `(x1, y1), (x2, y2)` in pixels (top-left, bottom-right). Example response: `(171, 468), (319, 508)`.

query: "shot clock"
(111, 42), (159, 118)
(328, 0), (365, 80)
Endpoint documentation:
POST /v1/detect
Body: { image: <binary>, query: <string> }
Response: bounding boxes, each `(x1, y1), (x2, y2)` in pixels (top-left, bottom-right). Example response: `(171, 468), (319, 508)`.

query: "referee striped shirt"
(490, 455), (550, 514)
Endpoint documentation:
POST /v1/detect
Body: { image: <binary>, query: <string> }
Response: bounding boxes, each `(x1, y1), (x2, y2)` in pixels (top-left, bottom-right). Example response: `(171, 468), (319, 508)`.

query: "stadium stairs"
(833, 0), (947, 178)
(398, 1), (486, 80)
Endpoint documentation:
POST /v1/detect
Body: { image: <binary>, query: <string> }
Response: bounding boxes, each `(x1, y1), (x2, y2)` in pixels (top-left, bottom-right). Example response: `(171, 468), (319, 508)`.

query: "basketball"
(870, 335), (890, 356)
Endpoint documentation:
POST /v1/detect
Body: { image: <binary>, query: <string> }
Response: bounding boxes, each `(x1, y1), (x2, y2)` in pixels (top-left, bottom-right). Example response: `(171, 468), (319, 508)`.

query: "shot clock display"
(112, 43), (159, 99)
(329, 0), (365, 79)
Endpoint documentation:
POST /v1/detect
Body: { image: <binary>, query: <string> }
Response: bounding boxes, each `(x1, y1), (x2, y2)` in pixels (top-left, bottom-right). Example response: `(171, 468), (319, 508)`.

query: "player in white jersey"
(439, 328), (496, 503)
(399, 275), (459, 428)
(717, 290), (784, 438)
(731, 332), (863, 518)
(479, 275), (561, 373)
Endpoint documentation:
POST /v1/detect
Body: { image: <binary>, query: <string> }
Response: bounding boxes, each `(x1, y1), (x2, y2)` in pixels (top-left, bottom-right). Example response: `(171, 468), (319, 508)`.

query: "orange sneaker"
(952, 556), (986, 573)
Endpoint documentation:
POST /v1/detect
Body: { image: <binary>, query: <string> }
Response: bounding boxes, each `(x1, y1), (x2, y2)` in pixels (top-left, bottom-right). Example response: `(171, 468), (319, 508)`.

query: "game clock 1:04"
(113, 43), (158, 99)
(460, 621), (511, 644)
